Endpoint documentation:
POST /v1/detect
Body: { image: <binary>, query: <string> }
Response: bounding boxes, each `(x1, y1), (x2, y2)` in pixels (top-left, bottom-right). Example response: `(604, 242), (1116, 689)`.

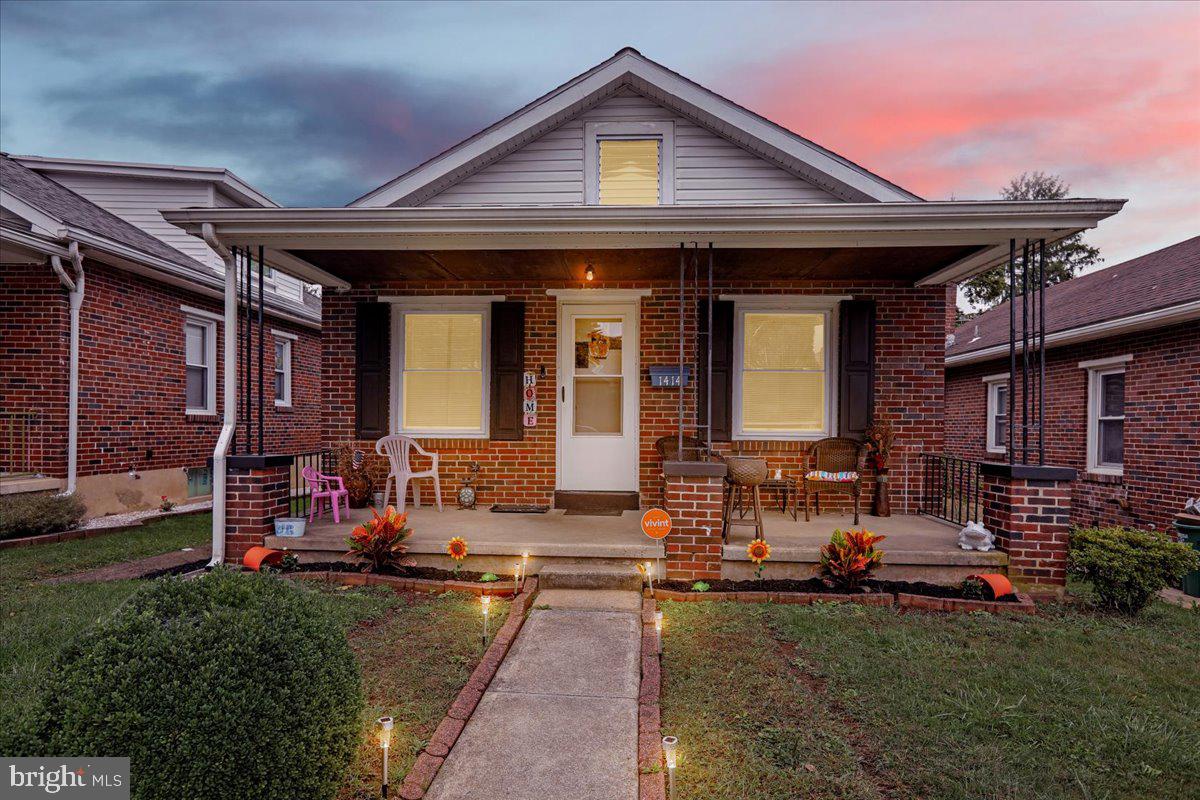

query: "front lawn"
(0, 513), (210, 737)
(660, 594), (1200, 800)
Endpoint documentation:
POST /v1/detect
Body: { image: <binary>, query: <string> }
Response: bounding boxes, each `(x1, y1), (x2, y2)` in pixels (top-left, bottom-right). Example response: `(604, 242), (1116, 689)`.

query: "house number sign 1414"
(523, 371), (537, 427)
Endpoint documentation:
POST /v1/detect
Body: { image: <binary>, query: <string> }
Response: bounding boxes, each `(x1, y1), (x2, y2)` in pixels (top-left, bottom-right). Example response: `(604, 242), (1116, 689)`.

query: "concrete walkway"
(425, 589), (642, 800)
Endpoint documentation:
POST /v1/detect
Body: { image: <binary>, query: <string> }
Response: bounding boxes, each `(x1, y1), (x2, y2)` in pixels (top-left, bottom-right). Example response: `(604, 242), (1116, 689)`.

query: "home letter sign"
(522, 371), (537, 427)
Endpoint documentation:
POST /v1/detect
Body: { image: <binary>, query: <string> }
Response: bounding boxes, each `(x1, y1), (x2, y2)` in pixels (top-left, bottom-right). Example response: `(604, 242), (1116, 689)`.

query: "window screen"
(401, 313), (484, 432)
(739, 312), (826, 433)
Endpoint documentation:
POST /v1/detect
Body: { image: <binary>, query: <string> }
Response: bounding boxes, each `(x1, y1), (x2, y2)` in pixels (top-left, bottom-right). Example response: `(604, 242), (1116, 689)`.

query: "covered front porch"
(266, 505), (1005, 582)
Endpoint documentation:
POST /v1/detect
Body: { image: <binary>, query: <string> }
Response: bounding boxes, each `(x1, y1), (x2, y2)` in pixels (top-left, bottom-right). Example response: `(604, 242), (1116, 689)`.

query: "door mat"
(489, 504), (550, 514)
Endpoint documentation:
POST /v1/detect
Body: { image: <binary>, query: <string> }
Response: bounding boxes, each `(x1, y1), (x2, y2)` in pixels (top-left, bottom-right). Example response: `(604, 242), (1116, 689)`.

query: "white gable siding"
(420, 88), (839, 207)
(39, 172), (220, 269)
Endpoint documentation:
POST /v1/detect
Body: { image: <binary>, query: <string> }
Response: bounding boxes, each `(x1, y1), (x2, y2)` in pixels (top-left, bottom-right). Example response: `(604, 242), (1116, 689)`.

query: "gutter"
(203, 223), (237, 567)
(945, 299), (1200, 367)
(50, 241), (84, 495)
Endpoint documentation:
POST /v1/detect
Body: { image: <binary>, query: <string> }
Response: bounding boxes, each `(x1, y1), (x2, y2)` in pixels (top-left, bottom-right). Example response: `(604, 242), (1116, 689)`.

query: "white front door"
(557, 302), (639, 491)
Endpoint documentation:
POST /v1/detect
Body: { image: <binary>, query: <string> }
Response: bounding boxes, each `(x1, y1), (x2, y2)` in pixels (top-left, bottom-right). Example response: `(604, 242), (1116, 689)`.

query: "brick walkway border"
(638, 596), (666, 800)
(646, 587), (1035, 615)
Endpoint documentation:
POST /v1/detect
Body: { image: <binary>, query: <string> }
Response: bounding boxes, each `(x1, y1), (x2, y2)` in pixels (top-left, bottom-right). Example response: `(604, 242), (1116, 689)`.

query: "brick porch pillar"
(661, 462), (726, 581)
(224, 455), (292, 564)
(980, 463), (1076, 594)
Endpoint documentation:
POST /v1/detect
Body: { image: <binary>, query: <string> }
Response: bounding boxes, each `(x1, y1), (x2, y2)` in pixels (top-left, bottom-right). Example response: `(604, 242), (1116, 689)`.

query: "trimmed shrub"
(0, 492), (85, 540)
(29, 568), (363, 800)
(1069, 526), (1200, 615)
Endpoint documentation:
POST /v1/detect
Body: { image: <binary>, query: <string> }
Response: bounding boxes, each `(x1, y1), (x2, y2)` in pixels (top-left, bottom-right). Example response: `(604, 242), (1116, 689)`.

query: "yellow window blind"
(599, 139), (660, 205)
(402, 313), (484, 431)
(740, 312), (826, 433)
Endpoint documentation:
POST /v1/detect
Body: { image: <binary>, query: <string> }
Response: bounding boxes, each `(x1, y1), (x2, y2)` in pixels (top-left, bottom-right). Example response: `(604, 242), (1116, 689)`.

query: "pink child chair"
(302, 465), (350, 523)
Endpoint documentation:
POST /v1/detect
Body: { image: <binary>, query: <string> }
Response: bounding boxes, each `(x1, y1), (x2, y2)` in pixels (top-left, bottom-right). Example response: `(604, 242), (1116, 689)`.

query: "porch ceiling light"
(585, 263), (595, 282)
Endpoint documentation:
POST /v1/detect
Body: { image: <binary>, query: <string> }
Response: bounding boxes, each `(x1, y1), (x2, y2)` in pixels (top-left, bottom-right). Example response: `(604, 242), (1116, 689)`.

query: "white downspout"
(203, 223), (237, 566)
(50, 241), (84, 495)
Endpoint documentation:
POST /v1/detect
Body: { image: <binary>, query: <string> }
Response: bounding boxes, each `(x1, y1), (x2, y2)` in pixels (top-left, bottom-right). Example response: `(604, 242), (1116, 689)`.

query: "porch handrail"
(920, 453), (983, 527)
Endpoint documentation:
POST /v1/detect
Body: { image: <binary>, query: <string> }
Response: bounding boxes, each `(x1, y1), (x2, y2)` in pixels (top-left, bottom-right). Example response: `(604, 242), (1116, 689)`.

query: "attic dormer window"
(599, 139), (660, 205)
(584, 121), (674, 205)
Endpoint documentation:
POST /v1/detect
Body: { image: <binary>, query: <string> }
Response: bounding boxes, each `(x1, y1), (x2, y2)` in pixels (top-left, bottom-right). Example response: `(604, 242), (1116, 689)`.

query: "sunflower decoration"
(747, 538), (771, 581)
(446, 536), (469, 574)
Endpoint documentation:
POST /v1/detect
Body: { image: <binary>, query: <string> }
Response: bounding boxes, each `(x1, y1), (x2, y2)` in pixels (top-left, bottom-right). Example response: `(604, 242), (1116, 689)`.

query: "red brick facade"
(981, 470), (1072, 590)
(946, 321), (1199, 532)
(0, 257), (321, 505)
(661, 473), (724, 580)
(224, 463), (291, 562)
(322, 279), (949, 514)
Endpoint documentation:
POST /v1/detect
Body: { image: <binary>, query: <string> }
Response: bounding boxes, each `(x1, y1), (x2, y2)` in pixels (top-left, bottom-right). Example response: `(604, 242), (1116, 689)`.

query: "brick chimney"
(945, 284), (959, 336)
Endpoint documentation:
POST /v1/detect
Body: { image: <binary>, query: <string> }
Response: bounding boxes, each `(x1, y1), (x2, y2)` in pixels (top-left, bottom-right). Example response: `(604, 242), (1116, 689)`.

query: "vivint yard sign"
(4, 757), (129, 798)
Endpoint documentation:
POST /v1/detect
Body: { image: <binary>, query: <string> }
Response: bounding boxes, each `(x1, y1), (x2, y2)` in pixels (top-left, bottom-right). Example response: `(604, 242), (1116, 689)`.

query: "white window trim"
(583, 120), (675, 205)
(270, 328), (298, 341)
(389, 299), (492, 439)
(180, 304), (223, 324)
(731, 298), (838, 441)
(184, 314), (217, 415)
(983, 374), (1009, 455)
(273, 336), (293, 407)
(1084, 357), (1128, 476)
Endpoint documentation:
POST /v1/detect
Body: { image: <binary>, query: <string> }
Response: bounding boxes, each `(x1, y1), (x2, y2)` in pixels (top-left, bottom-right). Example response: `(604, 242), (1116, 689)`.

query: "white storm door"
(557, 303), (639, 491)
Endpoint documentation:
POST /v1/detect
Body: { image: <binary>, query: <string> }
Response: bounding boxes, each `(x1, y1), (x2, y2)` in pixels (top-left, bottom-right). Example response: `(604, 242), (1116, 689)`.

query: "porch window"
(396, 309), (489, 436)
(598, 139), (660, 205)
(984, 375), (1008, 455)
(273, 333), (293, 407)
(1083, 356), (1128, 475)
(733, 308), (833, 439)
(184, 314), (216, 415)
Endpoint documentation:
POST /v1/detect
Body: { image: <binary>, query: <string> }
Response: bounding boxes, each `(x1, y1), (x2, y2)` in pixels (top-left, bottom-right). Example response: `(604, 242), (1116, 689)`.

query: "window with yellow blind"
(735, 310), (832, 438)
(398, 311), (488, 435)
(598, 139), (660, 205)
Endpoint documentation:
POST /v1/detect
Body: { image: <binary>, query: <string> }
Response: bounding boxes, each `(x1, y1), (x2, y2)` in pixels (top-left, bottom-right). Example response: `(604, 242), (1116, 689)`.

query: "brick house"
(163, 48), (1124, 589)
(946, 236), (1200, 533)
(0, 154), (322, 516)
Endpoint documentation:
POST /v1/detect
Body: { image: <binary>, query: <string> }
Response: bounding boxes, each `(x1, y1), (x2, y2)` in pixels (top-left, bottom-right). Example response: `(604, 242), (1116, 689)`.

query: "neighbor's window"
(273, 337), (293, 407)
(184, 316), (216, 414)
(598, 138), (660, 205)
(735, 310), (830, 438)
(1087, 364), (1126, 474)
(399, 311), (488, 435)
(985, 377), (1009, 455)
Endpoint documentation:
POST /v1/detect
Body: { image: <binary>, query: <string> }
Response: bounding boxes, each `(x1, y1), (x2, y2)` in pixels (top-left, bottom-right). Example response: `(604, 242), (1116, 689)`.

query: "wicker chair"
(655, 434), (706, 463)
(802, 437), (866, 526)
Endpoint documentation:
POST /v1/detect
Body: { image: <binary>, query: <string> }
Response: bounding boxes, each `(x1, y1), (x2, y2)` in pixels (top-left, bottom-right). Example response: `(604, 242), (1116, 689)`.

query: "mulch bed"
(292, 561), (516, 584)
(658, 576), (1018, 602)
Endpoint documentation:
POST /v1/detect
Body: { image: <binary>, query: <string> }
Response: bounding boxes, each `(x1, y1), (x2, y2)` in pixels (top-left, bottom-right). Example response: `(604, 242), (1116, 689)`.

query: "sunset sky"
(1, 0), (1197, 267)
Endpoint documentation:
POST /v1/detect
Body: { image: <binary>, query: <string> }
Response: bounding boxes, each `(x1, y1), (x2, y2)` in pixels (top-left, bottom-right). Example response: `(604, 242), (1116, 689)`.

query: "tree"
(958, 172), (1102, 310)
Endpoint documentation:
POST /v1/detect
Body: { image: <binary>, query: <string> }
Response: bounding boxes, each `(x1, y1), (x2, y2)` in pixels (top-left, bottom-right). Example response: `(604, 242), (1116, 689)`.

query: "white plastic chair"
(375, 434), (443, 513)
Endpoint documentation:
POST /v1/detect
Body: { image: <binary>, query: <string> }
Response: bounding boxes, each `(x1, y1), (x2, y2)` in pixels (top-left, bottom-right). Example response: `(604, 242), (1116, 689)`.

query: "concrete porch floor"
(266, 505), (1005, 582)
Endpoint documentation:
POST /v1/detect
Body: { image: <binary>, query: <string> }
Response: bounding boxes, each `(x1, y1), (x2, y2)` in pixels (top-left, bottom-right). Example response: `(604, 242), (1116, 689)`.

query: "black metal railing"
(288, 449), (335, 519)
(921, 454), (983, 527)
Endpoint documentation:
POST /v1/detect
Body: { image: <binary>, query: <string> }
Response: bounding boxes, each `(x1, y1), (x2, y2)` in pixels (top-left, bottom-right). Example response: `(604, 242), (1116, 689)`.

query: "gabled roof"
(350, 47), (920, 208)
(1, 154), (208, 271)
(10, 154), (278, 208)
(947, 236), (1200, 364)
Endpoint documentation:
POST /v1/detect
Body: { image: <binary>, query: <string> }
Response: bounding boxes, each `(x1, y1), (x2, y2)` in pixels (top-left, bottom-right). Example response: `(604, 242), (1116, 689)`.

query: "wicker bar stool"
(721, 455), (769, 543)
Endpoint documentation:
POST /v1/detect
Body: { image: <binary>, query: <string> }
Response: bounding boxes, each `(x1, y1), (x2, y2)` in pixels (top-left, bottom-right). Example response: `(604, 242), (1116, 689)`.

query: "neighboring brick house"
(945, 237), (1200, 532)
(0, 154), (322, 516)
(165, 48), (1124, 586)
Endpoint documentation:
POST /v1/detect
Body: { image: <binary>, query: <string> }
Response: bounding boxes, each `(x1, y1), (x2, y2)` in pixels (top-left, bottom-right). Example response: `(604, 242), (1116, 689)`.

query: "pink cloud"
(729, 3), (1200, 205)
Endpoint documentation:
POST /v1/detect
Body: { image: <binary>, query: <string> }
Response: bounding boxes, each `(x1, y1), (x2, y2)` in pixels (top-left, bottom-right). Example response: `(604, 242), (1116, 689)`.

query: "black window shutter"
(489, 301), (525, 441)
(838, 299), (876, 439)
(355, 302), (390, 439)
(698, 299), (734, 441)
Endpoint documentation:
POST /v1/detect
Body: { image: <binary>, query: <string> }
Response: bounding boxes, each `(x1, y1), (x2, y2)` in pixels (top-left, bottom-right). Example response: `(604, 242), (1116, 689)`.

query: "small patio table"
(729, 477), (798, 521)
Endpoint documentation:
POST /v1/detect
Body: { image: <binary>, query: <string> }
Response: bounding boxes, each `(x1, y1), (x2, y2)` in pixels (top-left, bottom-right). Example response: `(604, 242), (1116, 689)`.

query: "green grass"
(330, 588), (510, 799)
(660, 593), (1200, 800)
(0, 513), (210, 737)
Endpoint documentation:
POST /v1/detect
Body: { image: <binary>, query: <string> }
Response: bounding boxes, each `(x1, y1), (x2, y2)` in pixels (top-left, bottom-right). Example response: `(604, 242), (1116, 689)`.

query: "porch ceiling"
(287, 245), (985, 283)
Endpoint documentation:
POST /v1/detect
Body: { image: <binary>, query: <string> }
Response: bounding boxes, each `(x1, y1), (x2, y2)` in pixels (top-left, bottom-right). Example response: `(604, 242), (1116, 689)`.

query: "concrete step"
(537, 563), (644, 591)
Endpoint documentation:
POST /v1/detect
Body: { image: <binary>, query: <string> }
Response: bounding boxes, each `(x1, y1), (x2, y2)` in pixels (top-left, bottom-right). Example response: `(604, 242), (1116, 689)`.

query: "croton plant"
(345, 505), (415, 573)
(817, 528), (887, 590)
